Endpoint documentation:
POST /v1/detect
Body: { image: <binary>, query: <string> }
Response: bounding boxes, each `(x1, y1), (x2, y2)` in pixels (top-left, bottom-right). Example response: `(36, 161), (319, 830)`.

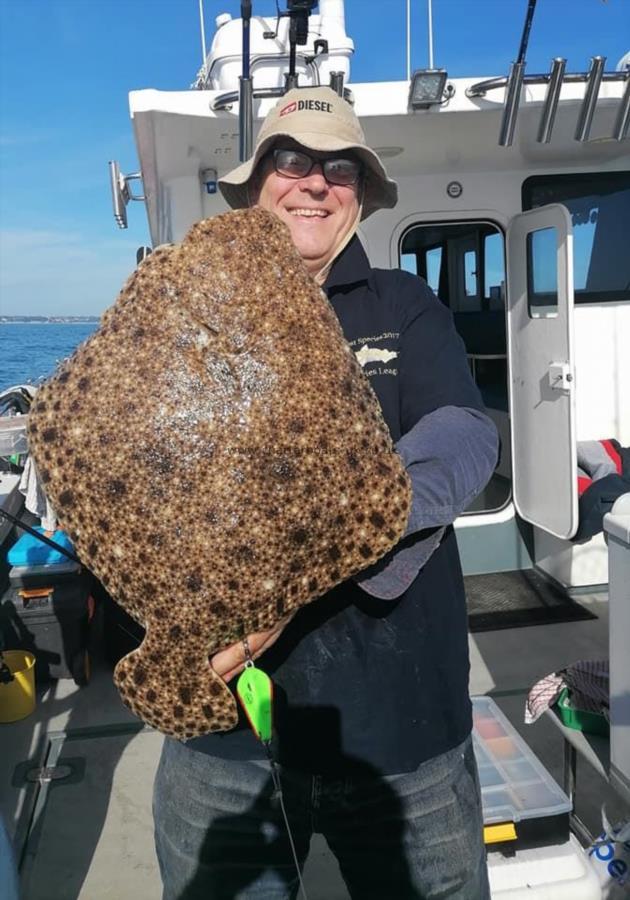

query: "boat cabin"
(111, 0), (630, 593)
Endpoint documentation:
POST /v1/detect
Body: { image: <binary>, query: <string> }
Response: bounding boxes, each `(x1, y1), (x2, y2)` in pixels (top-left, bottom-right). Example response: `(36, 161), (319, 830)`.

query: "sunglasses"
(272, 148), (362, 186)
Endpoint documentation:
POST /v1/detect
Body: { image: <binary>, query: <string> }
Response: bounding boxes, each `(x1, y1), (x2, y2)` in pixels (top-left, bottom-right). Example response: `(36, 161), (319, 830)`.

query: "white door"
(506, 204), (578, 540)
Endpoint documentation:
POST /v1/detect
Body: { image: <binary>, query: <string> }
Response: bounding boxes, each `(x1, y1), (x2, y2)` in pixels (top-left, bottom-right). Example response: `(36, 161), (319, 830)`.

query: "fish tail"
(113, 634), (238, 738)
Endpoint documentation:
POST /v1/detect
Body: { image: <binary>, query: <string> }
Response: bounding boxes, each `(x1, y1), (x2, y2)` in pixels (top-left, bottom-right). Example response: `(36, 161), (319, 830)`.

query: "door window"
(527, 227), (558, 318)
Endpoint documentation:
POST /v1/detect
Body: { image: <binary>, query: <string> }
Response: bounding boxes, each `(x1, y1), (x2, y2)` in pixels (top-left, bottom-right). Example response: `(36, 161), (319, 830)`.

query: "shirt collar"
(324, 236), (371, 292)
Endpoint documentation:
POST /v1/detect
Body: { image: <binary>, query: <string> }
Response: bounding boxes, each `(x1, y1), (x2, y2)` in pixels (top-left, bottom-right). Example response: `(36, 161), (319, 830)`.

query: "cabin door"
(506, 203), (578, 540)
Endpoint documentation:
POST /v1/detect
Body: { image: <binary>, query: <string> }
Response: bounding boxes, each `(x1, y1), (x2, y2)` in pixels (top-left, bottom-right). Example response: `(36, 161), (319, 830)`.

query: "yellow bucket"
(0, 650), (36, 723)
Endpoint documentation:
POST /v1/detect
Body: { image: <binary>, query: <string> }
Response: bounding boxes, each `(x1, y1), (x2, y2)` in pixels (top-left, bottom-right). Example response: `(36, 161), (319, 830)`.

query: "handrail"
(212, 83), (353, 111)
(202, 51), (321, 92)
(212, 86), (284, 110)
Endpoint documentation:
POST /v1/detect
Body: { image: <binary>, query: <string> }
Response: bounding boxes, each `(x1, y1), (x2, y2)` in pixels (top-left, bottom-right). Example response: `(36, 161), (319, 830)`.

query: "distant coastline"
(0, 316), (100, 324)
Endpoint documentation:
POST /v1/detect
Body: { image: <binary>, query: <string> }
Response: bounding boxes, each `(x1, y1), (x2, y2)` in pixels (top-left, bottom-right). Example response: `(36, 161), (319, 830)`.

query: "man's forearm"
(398, 406), (499, 533)
(355, 406), (498, 600)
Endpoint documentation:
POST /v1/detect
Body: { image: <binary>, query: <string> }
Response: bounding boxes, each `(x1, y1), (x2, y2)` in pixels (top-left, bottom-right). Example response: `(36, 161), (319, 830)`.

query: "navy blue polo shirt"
(190, 236), (485, 775)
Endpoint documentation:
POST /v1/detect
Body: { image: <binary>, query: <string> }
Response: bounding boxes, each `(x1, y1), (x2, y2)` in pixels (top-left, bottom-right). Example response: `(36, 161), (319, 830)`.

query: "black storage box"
(9, 561), (82, 589)
(0, 576), (91, 684)
(100, 587), (144, 666)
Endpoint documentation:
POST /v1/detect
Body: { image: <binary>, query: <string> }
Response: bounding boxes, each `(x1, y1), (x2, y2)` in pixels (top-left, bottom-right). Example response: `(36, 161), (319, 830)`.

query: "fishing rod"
(499, 0), (539, 146)
(516, 0), (538, 66)
(239, 1), (253, 161)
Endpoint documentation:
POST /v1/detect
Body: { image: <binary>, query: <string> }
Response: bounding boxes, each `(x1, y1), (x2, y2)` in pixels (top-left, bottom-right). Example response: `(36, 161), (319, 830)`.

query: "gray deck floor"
(1, 591), (627, 899)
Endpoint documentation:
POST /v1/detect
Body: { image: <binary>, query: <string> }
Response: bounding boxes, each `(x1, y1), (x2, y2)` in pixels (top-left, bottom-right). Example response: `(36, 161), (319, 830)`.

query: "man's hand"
(210, 612), (296, 683)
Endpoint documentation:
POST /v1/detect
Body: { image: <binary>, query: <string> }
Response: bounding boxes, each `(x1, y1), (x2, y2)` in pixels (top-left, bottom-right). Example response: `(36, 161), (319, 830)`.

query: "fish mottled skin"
(27, 208), (412, 739)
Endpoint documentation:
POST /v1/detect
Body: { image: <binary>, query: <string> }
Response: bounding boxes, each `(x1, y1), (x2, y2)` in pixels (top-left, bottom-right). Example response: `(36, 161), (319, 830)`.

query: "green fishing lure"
(236, 663), (274, 744)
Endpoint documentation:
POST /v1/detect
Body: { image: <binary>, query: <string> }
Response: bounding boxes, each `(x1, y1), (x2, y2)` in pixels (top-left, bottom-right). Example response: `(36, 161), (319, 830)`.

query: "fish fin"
(113, 633), (238, 738)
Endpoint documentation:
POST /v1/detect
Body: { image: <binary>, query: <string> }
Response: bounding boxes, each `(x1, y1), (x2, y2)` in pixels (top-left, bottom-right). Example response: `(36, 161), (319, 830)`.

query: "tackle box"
(0, 577), (92, 684)
(472, 696), (571, 850)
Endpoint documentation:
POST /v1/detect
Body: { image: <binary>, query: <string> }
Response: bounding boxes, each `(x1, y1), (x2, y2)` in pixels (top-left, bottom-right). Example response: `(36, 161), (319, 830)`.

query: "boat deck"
(1, 591), (626, 899)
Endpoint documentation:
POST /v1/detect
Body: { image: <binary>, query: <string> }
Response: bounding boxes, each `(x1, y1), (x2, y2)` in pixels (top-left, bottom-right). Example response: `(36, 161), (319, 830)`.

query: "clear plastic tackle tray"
(472, 696), (571, 825)
(0, 415), (28, 457)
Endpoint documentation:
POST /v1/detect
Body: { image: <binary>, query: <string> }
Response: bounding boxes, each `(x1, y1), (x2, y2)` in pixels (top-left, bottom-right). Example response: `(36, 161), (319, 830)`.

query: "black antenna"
(284, 1), (317, 90)
(239, 1), (253, 161)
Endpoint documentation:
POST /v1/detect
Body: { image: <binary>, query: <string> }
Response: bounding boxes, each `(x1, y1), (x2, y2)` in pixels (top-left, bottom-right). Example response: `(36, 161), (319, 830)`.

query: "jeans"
(0, 814), (19, 900)
(153, 734), (489, 900)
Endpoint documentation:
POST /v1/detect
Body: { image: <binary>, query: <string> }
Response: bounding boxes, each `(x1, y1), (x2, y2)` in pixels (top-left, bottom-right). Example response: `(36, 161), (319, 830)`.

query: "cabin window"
(484, 233), (504, 308)
(523, 171), (630, 304)
(464, 250), (478, 298)
(400, 253), (417, 275)
(426, 247), (442, 293)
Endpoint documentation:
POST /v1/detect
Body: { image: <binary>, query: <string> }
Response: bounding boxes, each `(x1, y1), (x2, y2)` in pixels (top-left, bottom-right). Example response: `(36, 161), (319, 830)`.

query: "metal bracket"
(549, 362), (574, 392)
(109, 161), (145, 230)
(25, 764), (74, 785)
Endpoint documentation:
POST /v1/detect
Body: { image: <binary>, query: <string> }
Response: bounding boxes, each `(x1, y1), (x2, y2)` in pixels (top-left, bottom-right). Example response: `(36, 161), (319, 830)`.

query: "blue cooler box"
(8, 529), (79, 589)
(7, 528), (75, 567)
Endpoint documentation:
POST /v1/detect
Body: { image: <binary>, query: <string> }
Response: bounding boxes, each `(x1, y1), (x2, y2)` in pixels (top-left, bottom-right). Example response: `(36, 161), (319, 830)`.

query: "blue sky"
(0, 0), (628, 316)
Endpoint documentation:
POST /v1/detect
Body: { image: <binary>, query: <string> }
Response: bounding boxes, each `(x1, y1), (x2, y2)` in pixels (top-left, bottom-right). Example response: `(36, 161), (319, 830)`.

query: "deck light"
(108, 161), (145, 230)
(409, 69), (448, 110)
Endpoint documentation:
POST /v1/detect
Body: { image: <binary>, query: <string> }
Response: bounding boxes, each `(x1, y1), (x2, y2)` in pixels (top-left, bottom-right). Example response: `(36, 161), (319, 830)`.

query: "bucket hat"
(218, 86), (398, 220)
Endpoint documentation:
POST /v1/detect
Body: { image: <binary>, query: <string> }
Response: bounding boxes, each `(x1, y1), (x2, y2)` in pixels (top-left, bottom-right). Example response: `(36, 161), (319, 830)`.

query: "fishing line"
(236, 642), (309, 900)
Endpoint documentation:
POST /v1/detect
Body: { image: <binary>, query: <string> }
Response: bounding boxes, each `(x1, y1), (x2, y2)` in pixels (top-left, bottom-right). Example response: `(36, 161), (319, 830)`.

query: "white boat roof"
(129, 78), (630, 243)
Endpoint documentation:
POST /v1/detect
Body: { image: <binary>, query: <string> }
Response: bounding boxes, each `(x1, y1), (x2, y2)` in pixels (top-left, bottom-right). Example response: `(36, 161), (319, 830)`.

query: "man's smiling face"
(253, 143), (361, 276)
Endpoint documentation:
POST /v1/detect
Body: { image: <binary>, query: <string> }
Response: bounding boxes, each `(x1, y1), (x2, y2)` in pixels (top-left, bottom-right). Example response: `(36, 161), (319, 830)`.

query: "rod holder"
(575, 55), (605, 142)
(537, 57), (566, 143)
(238, 76), (253, 162)
(330, 71), (345, 96)
(612, 71), (630, 142)
(499, 61), (525, 147)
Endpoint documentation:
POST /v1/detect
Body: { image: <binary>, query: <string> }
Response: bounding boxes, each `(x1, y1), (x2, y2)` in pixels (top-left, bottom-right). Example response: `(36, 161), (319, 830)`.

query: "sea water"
(0, 323), (99, 393)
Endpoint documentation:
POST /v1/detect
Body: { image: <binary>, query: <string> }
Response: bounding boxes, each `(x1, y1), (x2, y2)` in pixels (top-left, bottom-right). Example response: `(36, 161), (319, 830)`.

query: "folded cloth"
(575, 439), (630, 542)
(525, 659), (609, 724)
(18, 456), (57, 532)
(577, 439), (623, 487)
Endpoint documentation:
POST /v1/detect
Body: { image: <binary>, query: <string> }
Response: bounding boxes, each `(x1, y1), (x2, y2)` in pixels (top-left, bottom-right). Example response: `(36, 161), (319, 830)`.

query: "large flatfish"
(27, 207), (411, 738)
